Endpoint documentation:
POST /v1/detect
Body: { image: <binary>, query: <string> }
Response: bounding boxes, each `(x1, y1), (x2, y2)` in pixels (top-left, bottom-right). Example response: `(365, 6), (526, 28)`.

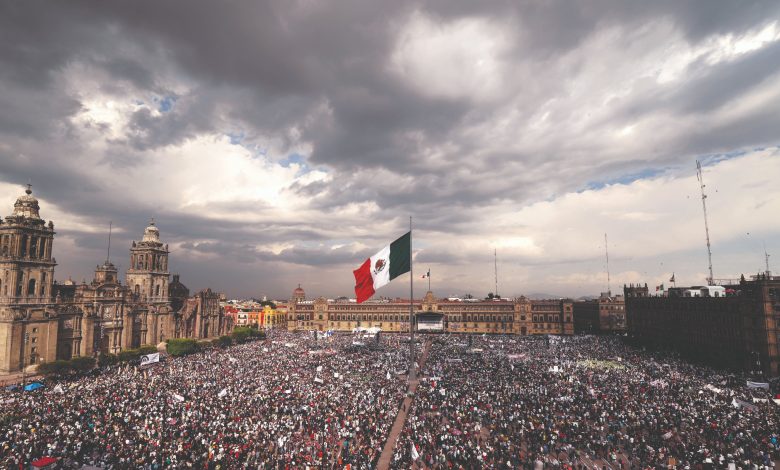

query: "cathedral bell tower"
(0, 185), (58, 372)
(126, 220), (170, 301)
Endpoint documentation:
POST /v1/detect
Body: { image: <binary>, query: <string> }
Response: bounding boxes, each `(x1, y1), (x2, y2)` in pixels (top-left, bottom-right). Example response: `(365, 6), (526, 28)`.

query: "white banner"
(140, 353), (160, 366)
(746, 380), (769, 389)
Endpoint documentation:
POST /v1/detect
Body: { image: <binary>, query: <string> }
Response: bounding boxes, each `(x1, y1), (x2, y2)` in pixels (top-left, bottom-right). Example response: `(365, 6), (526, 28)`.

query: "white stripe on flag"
(370, 244), (391, 290)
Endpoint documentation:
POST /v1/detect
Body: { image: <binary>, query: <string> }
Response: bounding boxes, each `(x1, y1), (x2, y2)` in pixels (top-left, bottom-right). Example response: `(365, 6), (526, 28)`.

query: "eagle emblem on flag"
(373, 258), (387, 275)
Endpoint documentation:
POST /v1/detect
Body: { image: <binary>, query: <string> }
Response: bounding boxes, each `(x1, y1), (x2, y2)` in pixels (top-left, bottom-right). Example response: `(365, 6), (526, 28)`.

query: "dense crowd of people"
(1, 331), (778, 469)
(392, 335), (780, 469)
(0, 331), (412, 469)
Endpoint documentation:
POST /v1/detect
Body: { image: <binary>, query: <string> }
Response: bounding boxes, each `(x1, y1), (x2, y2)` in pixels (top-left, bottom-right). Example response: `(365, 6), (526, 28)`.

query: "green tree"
(167, 338), (199, 356)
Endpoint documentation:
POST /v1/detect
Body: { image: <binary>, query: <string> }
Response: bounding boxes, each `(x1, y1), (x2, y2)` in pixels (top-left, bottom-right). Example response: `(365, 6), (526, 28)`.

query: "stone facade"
(176, 288), (232, 339)
(287, 286), (574, 335)
(0, 186), (230, 373)
(625, 277), (780, 377)
(573, 292), (626, 334)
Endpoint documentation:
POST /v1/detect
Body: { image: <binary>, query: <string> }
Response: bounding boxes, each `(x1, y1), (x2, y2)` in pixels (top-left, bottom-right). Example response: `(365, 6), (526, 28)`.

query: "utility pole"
(696, 160), (714, 285)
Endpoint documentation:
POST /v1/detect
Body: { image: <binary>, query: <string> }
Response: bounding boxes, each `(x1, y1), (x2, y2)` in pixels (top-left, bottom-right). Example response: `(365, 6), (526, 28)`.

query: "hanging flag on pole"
(353, 232), (411, 303)
(669, 273), (676, 283)
(421, 269), (430, 279)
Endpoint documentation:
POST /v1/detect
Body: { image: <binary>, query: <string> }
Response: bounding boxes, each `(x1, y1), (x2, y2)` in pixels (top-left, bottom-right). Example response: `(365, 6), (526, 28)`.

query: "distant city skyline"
(1, 1), (779, 299)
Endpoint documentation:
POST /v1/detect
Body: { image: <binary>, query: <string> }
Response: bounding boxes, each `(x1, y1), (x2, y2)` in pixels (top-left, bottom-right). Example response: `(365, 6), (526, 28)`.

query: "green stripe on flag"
(389, 231), (411, 280)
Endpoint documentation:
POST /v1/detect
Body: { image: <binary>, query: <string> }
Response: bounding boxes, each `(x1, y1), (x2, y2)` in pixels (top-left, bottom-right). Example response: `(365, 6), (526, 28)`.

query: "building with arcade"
(287, 286), (574, 336)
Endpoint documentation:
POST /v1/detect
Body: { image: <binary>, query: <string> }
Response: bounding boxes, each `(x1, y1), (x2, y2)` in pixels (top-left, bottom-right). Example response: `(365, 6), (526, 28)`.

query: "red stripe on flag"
(353, 258), (375, 303)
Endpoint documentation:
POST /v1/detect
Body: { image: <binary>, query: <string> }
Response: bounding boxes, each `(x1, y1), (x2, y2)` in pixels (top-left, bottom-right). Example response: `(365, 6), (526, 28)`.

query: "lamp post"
(22, 331), (29, 389)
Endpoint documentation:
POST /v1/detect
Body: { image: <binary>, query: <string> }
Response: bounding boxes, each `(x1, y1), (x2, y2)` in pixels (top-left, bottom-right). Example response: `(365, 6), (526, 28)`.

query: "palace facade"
(0, 185), (231, 373)
(287, 287), (574, 335)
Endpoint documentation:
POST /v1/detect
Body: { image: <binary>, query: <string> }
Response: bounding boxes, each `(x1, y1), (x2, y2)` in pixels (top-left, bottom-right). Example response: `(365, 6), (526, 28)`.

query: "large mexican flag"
(353, 231), (411, 303)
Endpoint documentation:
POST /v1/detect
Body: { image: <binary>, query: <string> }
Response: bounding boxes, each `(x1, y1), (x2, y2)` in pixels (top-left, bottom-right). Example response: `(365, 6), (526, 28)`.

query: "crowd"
(0, 331), (412, 469)
(391, 335), (780, 469)
(2, 331), (778, 469)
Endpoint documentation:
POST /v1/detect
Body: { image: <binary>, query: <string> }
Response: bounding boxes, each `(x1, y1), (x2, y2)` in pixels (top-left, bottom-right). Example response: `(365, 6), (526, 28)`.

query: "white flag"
(314, 377), (324, 384)
(218, 388), (228, 398)
(386, 371), (391, 380)
(411, 444), (419, 461)
(53, 384), (64, 394)
(316, 365), (323, 372)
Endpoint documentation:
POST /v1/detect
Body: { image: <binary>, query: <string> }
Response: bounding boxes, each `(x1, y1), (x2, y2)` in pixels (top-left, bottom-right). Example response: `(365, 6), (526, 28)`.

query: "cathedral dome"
(12, 184), (41, 220)
(142, 219), (160, 242)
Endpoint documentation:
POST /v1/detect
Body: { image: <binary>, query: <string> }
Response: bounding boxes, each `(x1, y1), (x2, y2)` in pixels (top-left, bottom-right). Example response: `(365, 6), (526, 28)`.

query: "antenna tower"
(764, 242), (771, 277)
(494, 249), (498, 298)
(696, 160), (714, 285)
(604, 233), (611, 295)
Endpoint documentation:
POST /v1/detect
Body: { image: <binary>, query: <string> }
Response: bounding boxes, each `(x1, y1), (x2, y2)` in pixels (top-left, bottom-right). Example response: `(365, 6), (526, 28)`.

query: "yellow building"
(287, 287), (574, 335)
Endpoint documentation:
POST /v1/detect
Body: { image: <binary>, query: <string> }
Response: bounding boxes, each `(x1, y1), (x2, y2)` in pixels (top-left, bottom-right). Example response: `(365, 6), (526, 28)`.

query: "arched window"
(134, 284), (140, 296)
(155, 284), (160, 297)
(28, 278), (36, 297)
(20, 235), (28, 257)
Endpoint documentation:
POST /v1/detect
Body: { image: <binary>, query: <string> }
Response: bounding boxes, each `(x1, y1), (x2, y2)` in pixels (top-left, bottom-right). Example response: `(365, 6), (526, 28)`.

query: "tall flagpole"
(409, 216), (415, 381)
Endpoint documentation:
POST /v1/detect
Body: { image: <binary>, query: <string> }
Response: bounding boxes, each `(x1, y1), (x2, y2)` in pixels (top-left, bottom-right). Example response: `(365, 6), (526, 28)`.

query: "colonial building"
(573, 292), (626, 334)
(0, 185), (231, 373)
(176, 288), (231, 339)
(287, 286), (574, 335)
(625, 276), (780, 377)
(0, 185), (58, 371)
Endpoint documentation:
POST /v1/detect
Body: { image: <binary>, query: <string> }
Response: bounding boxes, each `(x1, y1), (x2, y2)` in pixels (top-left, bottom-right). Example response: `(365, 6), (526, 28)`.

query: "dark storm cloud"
(1, 0), (779, 297)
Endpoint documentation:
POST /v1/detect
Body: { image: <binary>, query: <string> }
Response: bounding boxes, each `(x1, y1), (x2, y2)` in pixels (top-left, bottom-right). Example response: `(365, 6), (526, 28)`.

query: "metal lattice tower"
(696, 160), (714, 285)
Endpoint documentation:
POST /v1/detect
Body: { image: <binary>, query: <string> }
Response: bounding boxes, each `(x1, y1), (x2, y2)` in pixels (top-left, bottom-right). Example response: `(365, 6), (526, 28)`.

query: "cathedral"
(0, 185), (231, 373)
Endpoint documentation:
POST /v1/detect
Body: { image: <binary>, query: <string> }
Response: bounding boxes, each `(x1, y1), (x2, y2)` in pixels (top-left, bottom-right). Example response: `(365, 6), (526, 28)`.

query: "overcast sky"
(1, 1), (779, 300)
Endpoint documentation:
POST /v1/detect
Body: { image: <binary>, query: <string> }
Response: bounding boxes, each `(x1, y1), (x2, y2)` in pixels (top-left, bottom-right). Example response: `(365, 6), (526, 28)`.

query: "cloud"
(0, 0), (778, 299)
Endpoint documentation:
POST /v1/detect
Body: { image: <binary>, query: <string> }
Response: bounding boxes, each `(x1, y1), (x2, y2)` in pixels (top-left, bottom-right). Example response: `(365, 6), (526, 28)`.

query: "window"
(32, 328), (38, 333)
(27, 278), (36, 297)
(31, 337), (37, 343)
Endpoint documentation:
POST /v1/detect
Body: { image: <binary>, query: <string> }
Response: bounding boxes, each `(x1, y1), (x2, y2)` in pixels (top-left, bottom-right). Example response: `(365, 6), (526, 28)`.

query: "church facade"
(0, 185), (230, 373)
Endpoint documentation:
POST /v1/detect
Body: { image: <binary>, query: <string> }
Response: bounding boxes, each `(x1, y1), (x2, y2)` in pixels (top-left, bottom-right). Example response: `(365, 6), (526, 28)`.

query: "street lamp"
(22, 332), (29, 388)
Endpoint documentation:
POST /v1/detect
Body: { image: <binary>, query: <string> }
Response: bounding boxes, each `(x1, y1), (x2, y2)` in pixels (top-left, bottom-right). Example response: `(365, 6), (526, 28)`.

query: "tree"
(260, 300), (277, 309)
(167, 338), (199, 356)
